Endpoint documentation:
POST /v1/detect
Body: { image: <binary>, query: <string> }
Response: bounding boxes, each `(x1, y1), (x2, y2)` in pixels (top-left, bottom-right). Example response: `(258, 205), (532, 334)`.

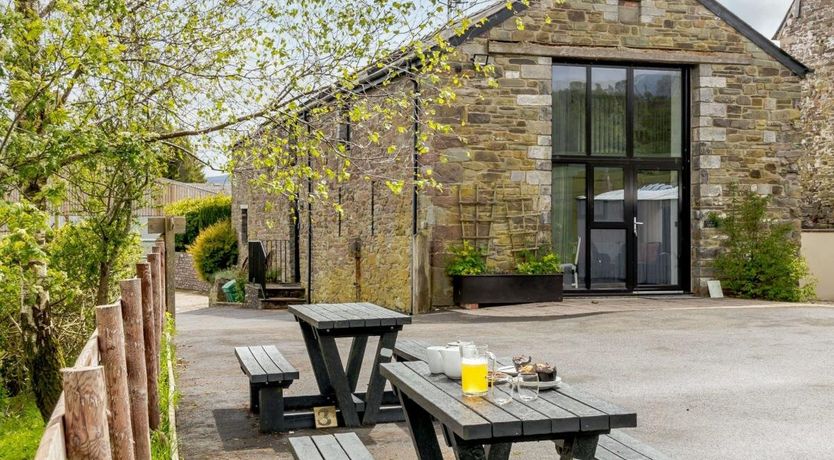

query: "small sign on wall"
(707, 280), (724, 298)
(314, 406), (338, 429)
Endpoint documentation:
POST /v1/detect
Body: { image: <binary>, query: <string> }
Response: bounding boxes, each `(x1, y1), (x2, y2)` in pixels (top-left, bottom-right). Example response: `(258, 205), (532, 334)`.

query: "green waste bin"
(222, 280), (241, 302)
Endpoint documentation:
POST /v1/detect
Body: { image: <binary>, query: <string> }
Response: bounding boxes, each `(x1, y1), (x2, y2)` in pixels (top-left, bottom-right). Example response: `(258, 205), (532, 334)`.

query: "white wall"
(801, 231), (834, 301)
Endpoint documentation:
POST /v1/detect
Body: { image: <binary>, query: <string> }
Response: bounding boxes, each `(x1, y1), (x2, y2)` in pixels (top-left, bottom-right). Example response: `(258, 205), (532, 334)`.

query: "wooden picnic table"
(380, 359), (637, 460)
(288, 302), (412, 427)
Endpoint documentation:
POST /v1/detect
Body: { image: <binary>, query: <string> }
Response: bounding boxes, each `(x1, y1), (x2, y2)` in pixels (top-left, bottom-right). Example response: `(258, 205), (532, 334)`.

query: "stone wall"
(175, 252), (211, 292)
(231, 160), (296, 264)
(777, 0), (834, 228)
(422, 0), (804, 299)
(297, 78), (415, 312)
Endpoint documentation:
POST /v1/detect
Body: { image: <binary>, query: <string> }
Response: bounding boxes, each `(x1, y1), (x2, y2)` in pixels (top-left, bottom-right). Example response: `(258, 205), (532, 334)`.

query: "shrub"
(164, 195), (232, 251)
(516, 250), (562, 275)
(188, 220), (239, 282)
(210, 268), (246, 300)
(713, 188), (815, 302)
(446, 241), (487, 276)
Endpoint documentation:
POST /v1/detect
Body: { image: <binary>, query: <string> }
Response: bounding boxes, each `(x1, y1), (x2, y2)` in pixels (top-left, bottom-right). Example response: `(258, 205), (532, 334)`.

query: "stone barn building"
(233, 0), (809, 313)
(775, 0), (834, 229)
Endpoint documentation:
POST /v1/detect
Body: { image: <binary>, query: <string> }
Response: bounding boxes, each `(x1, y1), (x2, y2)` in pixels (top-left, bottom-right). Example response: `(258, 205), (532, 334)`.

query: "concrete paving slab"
(174, 292), (834, 459)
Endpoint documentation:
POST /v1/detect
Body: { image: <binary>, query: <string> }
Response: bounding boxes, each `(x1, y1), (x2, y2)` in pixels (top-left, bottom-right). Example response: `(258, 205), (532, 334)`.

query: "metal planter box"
(452, 274), (564, 306)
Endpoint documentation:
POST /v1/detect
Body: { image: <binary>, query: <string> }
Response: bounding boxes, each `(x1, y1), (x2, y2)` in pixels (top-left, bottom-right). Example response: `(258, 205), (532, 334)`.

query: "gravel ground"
(173, 292), (834, 459)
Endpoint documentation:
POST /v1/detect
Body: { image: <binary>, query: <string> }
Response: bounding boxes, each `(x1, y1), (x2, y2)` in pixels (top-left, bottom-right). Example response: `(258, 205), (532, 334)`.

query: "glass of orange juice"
(460, 344), (489, 397)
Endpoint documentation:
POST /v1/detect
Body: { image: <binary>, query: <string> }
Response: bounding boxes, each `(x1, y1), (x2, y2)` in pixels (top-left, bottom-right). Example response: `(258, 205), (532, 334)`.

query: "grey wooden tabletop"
(380, 360), (637, 442)
(288, 302), (411, 329)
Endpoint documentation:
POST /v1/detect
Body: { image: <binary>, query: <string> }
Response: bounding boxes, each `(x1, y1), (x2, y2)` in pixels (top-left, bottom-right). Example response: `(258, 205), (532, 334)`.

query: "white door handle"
(633, 217), (644, 236)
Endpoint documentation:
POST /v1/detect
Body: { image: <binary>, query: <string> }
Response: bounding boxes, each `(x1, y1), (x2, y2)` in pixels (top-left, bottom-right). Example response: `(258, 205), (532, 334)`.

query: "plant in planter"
(446, 241), (487, 276)
(449, 245), (564, 308)
(515, 251), (562, 275)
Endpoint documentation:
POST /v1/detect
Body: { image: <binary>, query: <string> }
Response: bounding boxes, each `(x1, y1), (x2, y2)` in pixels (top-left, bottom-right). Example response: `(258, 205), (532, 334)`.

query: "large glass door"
(551, 63), (689, 293)
(589, 166), (628, 290)
(635, 170), (680, 287)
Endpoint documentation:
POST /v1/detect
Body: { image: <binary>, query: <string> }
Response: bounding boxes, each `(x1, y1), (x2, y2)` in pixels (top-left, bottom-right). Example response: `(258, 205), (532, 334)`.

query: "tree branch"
(148, 107), (269, 142)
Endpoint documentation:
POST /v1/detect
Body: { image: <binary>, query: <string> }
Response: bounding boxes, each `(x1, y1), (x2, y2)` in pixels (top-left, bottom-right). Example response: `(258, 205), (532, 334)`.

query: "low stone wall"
(175, 252), (211, 292)
(801, 231), (834, 301)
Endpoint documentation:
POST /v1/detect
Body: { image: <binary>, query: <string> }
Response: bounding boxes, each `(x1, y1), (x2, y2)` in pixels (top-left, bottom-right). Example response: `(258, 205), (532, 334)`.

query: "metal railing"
(248, 239), (297, 289)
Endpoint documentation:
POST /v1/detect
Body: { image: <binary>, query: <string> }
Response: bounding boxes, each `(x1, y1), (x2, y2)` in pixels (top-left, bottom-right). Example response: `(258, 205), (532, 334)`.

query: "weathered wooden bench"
(289, 433), (374, 460)
(593, 431), (672, 460)
(392, 338), (430, 362)
(234, 345), (299, 433)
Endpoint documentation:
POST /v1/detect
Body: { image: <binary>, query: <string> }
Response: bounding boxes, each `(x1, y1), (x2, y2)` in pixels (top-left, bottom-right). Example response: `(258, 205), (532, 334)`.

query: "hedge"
(163, 195), (232, 251)
(187, 219), (239, 282)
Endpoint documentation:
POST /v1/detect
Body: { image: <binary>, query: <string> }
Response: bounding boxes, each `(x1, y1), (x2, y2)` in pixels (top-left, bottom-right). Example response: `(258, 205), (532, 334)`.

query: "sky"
(204, 0), (797, 179)
(721, 0), (793, 38)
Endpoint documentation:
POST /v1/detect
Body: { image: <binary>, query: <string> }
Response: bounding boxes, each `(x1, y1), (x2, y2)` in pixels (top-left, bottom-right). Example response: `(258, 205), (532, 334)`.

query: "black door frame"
(551, 61), (691, 294)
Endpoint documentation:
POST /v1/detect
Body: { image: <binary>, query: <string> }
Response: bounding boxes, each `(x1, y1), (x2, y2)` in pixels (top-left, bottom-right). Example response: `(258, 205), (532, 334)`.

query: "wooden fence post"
(95, 303), (135, 460)
(147, 216), (185, 320)
(119, 279), (152, 460)
(164, 218), (177, 319)
(137, 262), (161, 430)
(152, 244), (165, 312)
(62, 366), (111, 460)
(148, 252), (163, 340)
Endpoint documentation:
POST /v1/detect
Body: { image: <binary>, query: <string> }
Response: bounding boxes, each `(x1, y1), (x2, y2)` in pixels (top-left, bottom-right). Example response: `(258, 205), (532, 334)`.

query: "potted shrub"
(448, 243), (564, 307)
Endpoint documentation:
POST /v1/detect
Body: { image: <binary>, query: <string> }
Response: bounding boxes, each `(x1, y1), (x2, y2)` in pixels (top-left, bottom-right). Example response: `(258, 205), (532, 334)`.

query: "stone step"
(264, 282), (305, 298)
(261, 296), (306, 310)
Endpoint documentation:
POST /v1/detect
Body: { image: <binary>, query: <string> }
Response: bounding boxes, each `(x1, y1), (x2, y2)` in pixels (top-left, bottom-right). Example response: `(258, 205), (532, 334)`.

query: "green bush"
(210, 268), (246, 301)
(516, 250), (562, 275)
(713, 188), (815, 302)
(164, 195), (232, 251)
(446, 241), (487, 276)
(188, 220), (239, 282)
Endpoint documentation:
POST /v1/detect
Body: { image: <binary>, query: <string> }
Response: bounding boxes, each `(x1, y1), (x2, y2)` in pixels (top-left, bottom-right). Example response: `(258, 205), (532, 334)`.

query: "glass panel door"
(589, 166), (628, 290)
(635, 170), (680, 287)
(552, 164), (586, 290)
(552, 63), (687, 293)
(590, 229), (627, 289)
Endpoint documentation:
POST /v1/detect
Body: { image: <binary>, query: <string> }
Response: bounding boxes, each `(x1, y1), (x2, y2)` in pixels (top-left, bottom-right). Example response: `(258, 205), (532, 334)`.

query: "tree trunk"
(96, 260), (112, 306)
(20, 179), (65, 420)
(20, 261), (65, 420)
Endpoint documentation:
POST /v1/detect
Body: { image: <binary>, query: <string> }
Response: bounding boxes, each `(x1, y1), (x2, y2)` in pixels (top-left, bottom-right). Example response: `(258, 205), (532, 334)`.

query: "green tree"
(0, 0), (532, 418)
(162, 139), (207, 183)
(60, 139), (155, 304)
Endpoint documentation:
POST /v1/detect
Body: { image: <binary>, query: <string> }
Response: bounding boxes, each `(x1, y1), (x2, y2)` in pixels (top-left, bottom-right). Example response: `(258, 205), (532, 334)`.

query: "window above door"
(552, 64), (684, 160)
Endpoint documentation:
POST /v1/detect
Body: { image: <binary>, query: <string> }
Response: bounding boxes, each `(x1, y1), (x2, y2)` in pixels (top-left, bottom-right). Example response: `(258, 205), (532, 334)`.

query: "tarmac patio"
(174, 292), (834, 459)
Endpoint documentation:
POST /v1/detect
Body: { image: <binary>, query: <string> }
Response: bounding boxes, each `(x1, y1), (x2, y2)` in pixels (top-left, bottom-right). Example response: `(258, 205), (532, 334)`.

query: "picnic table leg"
(298, 321), (334, 397)
(441, 424), (454, 447)
(258, 386), (285, 433)
(361, 330), (398, 425)
(318, 333), (362, 427)
(448, 433), (487, 460)
(485, 443), (512, 460)
(398, 391), (443, 460)
(345, 336), (368, 393)
(249, 383), (260, 413)
(558, 435), (599, 460)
